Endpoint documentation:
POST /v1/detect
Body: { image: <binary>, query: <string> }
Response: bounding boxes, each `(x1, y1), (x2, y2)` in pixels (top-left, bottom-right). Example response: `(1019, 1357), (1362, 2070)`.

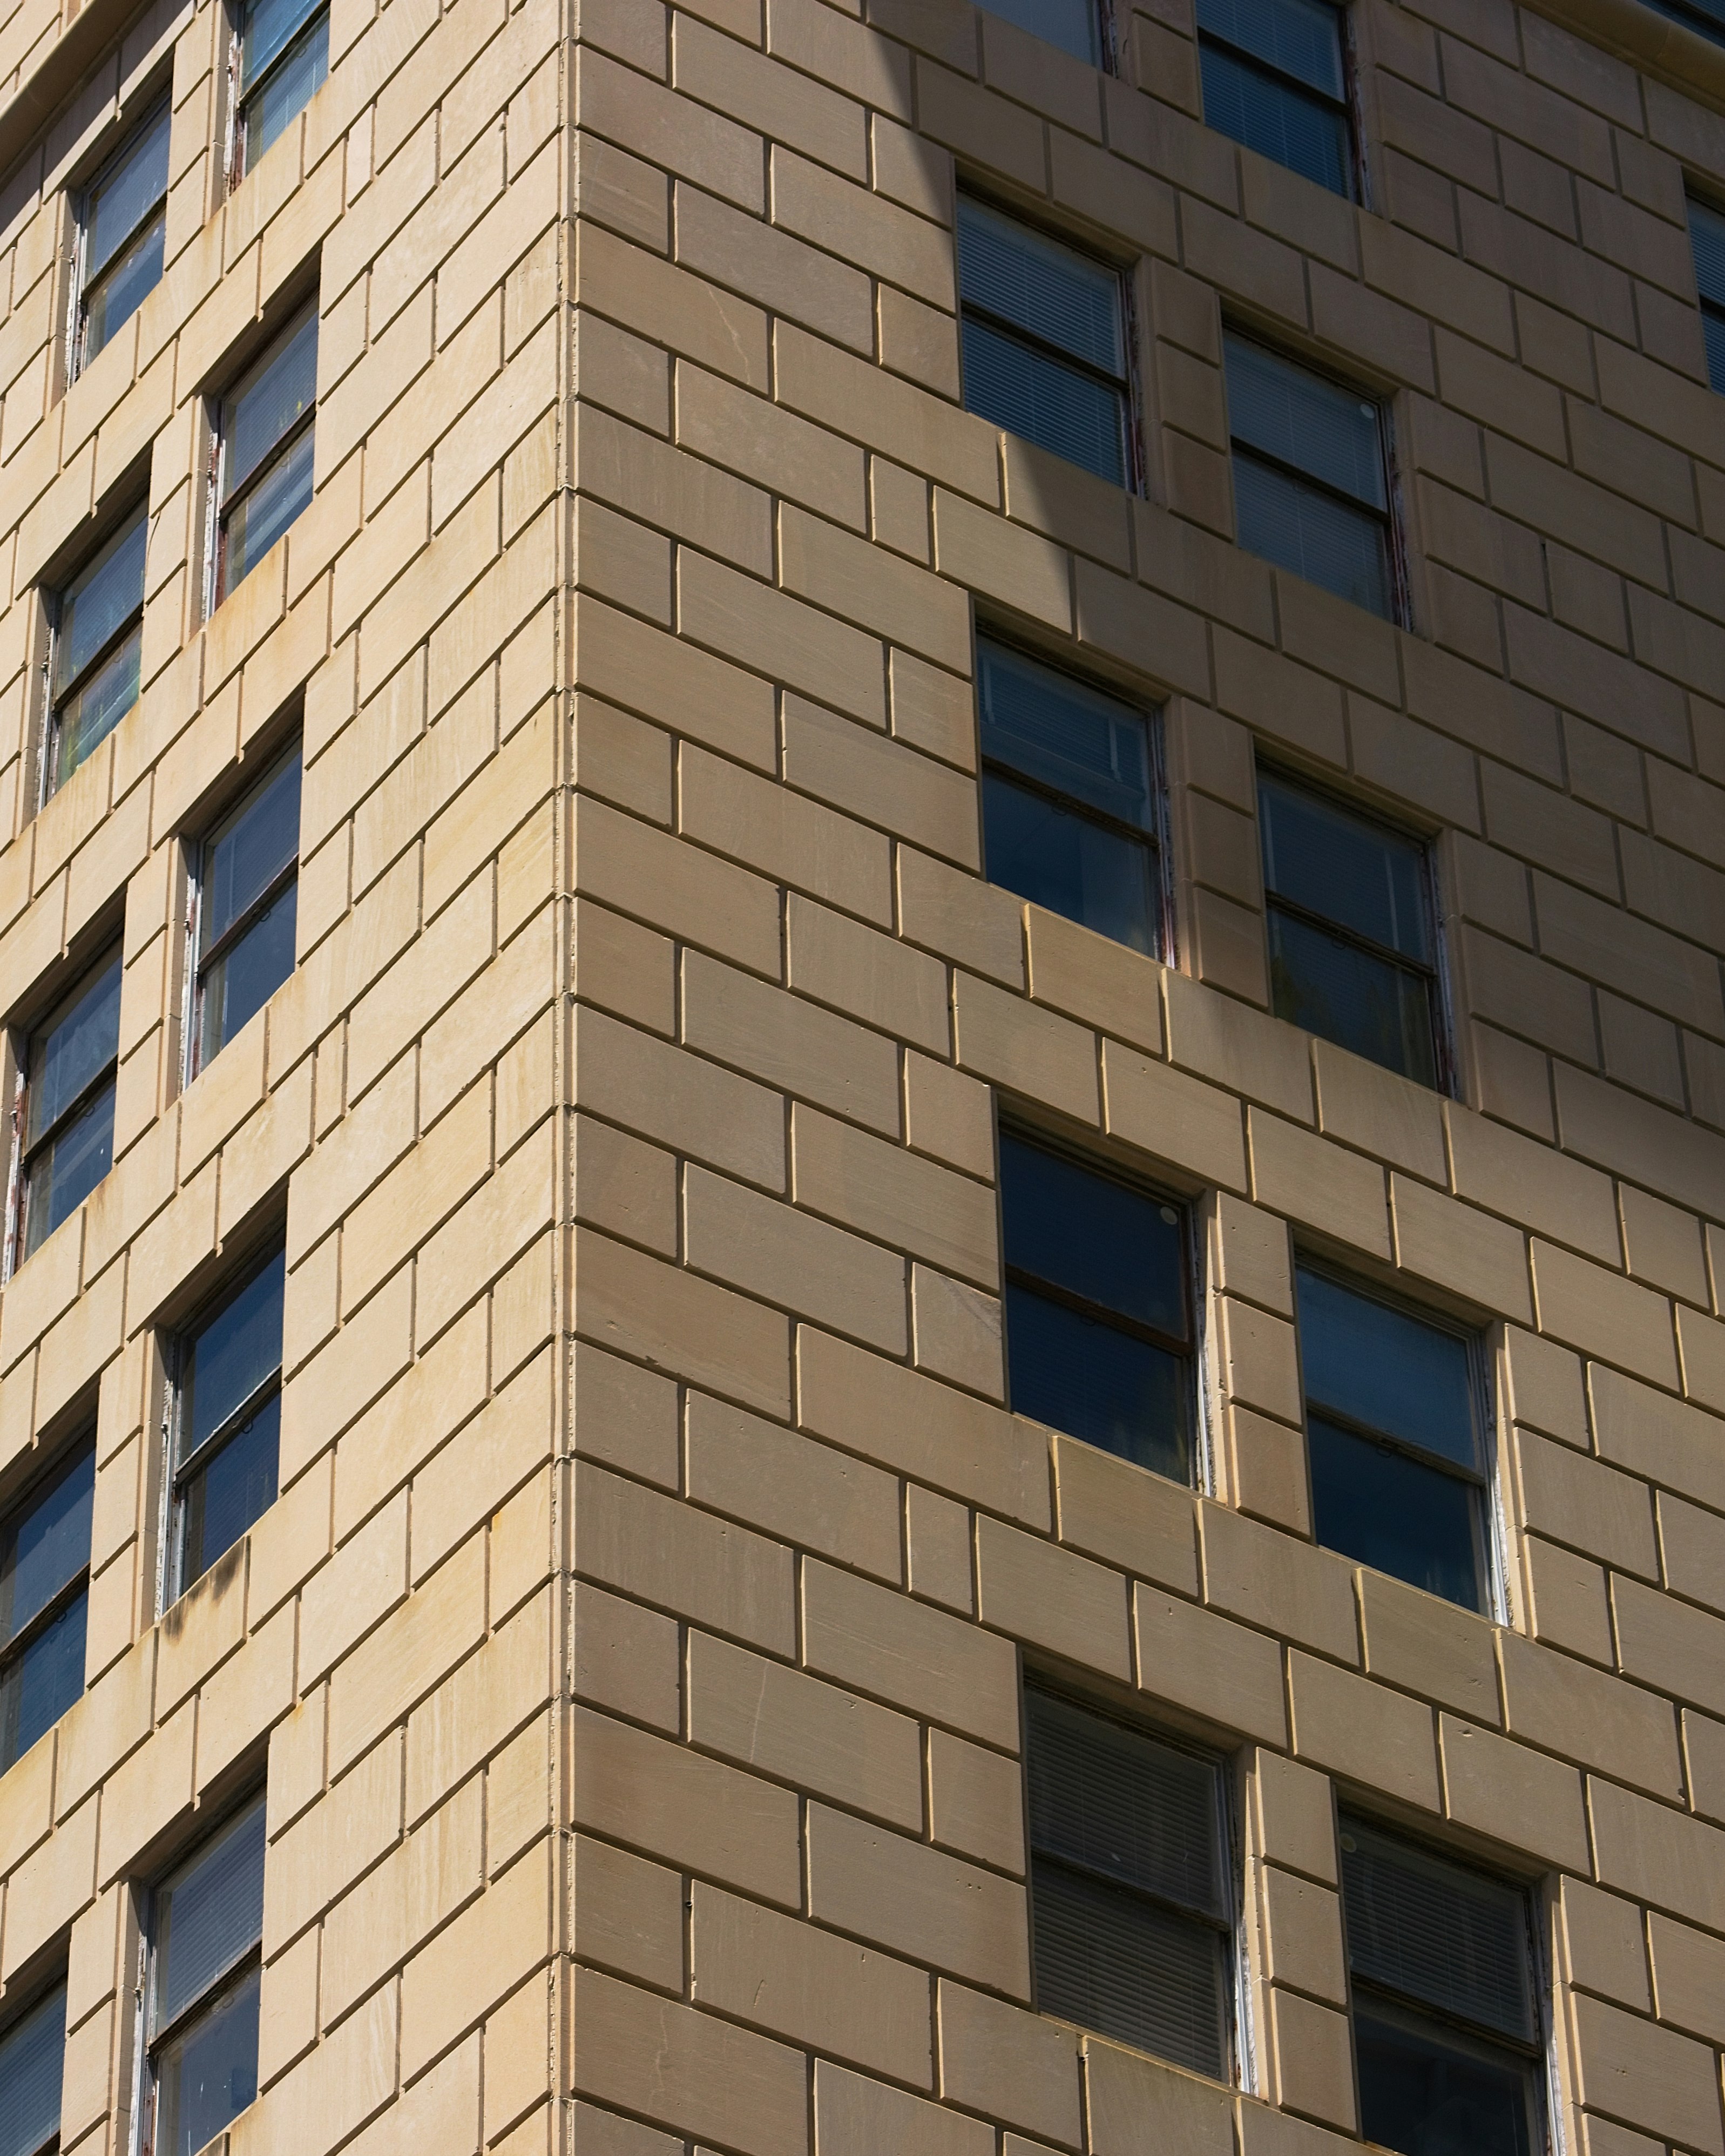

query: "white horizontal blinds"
(151, 1795), (266, 2156)
(1690, 199), (1725, 393)
(0, 1981), (65, 2156)
(1342, 1825), (1534, 2045)
(976, 0), (1101, 64)
(958, 198), (1129, 485)
(1026, 1689), (1230, 2076)
(1224, 333), (1395, 617)
(155, 1801), (267, 2031)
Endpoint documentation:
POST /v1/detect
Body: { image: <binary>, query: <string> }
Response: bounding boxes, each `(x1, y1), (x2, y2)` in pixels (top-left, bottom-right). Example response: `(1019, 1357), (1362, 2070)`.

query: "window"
(1258, 769), (1442, 1086)
(1026, 1686), (1232, 2077)
(1340, 1818), (1541, 2156)
(73, 102), (171, 375)
(188, 748), (301, 1078)
(13, 949), (123, 1267)
(1223, 333), (1396, 617)
(0, 1440), (94, 1774)
(167, 1247), (283, 1599)
(210, 302), (317, 609)
(1297, 1267), (1489, 1612)
(978, 639), (1162, 957)
(0, 1979), (66, 2156)
(1643, 0), (1725, 44)
(44, 501), (147, 798)
(145, 1794), (265, 2156)
(977, 0), (1105, 63)
(1690, 198), (1725, 393)
(999, 1131), (1193, 1483)
(231, 0), (330, 181)
(957, 197), (1132, 488)
(1198, 0), (1352, 197)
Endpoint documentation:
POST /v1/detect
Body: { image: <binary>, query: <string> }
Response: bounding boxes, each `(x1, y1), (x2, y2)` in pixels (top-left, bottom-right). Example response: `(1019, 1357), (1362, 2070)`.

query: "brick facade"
(1, 0), (1724, 2148)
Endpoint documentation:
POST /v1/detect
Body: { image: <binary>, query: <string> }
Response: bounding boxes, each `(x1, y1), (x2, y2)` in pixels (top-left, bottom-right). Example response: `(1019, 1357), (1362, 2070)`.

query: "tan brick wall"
(2, 0), (1725, 2148)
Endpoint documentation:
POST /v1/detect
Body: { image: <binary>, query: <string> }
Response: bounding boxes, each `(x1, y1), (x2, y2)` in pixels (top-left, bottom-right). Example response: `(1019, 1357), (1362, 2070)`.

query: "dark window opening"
(212, 303), (317, 608)
(0, 1439), (94, 1775)
(168, 1246), (285, 1597)
(0, 1976), (67, 2156)
(1198, 0), (1353, 196)
(13, 949), (124, 1267)
(1689, 197), (1725, 394)
(75, 103), (170, 375)
(189, 746), (302, 1077)
(232, 0), (330, 181)
(978, 0), (1106, 64)
(45, 501), (148, 797)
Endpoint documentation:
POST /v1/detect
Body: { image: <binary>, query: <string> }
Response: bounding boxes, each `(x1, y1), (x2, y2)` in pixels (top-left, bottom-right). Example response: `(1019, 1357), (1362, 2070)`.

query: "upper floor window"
(13, 948), (123, 1267)
(1000, 1130), (1193, 1483)
(211, 303), (317, 610)
(977, 0), (1106, 63)
(978, 639), (1163, 957)
(1224, 333), (1396, 618)
(1340, 1819), (1542, 2156)
(1198, 0), (1352, 197)
(1258, 769), (1442, 1087)
(1689, 197), (1725, 393)
(189, 746), (301, 1079)
(232, 0), (330, 181)
(0, 1438), (94, 1775)
(0, 1977), (66, 2156)
(145, 1794), (265, 2156)
(1026, 1685), (1232, 2078)
(957, 197), (1132, 488)
(45, 501), (147, 799)
(1297, 1267), (1489, 1612)
(168, 1246), (285, 1599)
(74, 101), (171, 375)
(1643, 0), (1725, 44)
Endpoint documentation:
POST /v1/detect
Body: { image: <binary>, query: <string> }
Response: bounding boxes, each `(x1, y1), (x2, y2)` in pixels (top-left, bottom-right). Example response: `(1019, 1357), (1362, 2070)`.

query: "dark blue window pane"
(154, 1963), (260, 2156)
(245, 11), (329, 164)
(1692, 199), (1725, 306)
(1260, 774), (1430, 962)
(57, 627), (141, 785)
(962, 316), (1126, 485)
(205, 756), (302, 947)
(1267, 910), (1436, 1084)
(83, 214), (165, 361)
(1226, 335), (1385, 509)
(1704, 310), (1725, 395)
(1006, 1285), (1190, 1481)
(224, 426), (315, 592)
(1234, 452), (1392, 616)
(1309, 1417), (1482, 1610)
(978, 641), (1152, 826)
(185, 1254), (286, 1458)
(1648, 0), (1725, 43)
(28, 958), (122, 1147)
(156, 1799), (266, 2029)
(1356, 2008), (1534, 2156)
(1198, 0), (1343, 95)
(1199, 40), (1350, 194)
(200, 883), (297, 1063)
(983, 773), (1156, 954)
(224, 313), (317, 501)
(0, 1592), (88, 1769)
(241, 0), (323, 90)
(57, 507), (146, 696)
(1297, 1269), (1477, 1468)
(979, 0), (1100, 61)
(86, 105), (170, 282)
(1000, 1136), (1185, 1336)
(0, 1982), (65, 2156)
(1343, 1826), (1535, 2042)
(959, 198), (1124, 376)
(1031, 1856), (1228, 2073)
(0, 1445), (94, 1650)
(181, 1394), (280, 1586)
(24, 1082), (117, 1254)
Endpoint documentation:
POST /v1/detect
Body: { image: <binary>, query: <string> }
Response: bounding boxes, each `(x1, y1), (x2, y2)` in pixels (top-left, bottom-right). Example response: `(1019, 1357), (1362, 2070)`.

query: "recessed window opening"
(0, 1976), (67, 2156)
(1340, 1817), (1543, 2156)
(12, 948), (124, 1269)
(210, 302), (317, 609)
(231, 0), (330, 181)
(73, 100), (171, 376)
(1000, 1129), (1194, 1484)
(1297, 1266), (1491, 1612)
(44, 501), (148, 799)
(188, 745), (302, 1078)
(0, 1437), (95, 1775)
(167, 1246), (284, 1600)
(978, 639), (1164, 957)
(1223, 333), (1396, 618)
(1688, 197), (1725, 393)
(1026, 1684), (1234, 2078)
(957, 197), (1133, 488)
(1198, 0), (1354, 196)
(977, 0), (1107, 64)
(144, 1793), (266, 2156)
(1644, 0), (1725, 46)
(1258, 768), (1443, 1087)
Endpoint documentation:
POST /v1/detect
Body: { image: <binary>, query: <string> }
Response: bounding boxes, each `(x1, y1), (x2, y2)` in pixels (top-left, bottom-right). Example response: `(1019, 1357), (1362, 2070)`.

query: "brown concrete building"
(4, 0), (1725, 2148)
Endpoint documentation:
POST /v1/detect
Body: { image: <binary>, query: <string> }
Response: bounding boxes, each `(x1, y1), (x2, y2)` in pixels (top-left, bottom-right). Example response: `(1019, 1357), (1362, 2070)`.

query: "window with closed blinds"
(0, 1978), (65, 2156)
(1198, 0), (1352, 197)
(1026, 1688), (1232, 2078)
(1340, 1819), (1542, 2156)
(977, 0), (1105, 63)
(1689, 198), (1725, 394)
(957, 197), (1132, 486)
